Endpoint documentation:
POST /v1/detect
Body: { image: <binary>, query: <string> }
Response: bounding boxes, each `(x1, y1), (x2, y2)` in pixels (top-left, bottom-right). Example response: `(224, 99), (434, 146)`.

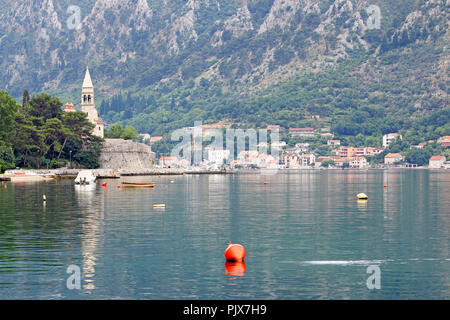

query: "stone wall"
(99, 139), (155, 170)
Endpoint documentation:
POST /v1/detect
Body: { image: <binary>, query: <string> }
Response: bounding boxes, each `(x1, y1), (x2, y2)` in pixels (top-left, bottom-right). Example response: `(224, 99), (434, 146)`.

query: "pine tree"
(22, 89), (30, 113)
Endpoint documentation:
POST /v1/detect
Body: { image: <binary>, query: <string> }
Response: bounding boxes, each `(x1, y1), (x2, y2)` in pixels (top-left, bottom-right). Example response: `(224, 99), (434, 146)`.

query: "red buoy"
(102, 182), (107, 187)
(224, 242), (246, 262)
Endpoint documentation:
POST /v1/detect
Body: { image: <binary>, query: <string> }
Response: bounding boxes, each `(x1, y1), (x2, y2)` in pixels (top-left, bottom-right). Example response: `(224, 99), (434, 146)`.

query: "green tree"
(0, 90), (18, 145)
(10, 113), (46, 168)
(122, 126), (140, 140)
(105, 124), (125, 138)
(105, 124), (139, 140)
(405, 148), (432, 166)
(28, 93), (63, 121)
(321, 159), (335, 167)
(0, 145), (15, 172)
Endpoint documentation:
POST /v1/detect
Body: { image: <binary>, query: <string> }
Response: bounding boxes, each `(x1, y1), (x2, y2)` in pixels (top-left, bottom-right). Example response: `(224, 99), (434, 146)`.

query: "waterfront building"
(350, 157), (369, 168)
(159, 156), (179, 167)
(429, 155), (446, 168)
(207, 148), (230, 166)
(334, 146), (356, 158)
(280, 153), (301, 168)
(300, 154), (316, 166)
(384, 153), (404, 165)
(237, 150), (259, 165)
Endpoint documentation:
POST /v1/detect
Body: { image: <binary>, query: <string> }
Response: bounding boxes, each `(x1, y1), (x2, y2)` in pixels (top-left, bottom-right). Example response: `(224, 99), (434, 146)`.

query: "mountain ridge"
(0, 0), (448, 136)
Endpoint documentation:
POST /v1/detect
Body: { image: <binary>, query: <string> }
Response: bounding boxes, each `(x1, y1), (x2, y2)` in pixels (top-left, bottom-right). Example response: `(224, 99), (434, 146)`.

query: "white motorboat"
(74, 170), (96, 185)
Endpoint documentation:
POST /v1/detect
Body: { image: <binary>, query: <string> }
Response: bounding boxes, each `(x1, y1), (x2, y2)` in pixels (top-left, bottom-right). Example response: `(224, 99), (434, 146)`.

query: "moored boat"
(75, 170), (96, 185)
(121, 182), (155, 188)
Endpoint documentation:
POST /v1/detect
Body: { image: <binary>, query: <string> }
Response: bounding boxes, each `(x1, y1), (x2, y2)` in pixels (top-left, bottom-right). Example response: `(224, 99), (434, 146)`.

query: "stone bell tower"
(81, 66), (104, 138)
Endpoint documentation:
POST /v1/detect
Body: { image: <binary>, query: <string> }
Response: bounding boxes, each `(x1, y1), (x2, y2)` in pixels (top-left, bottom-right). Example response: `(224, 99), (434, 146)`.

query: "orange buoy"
(224, 242), (246, 262)
(4, 184), (7, 189)
(117, 186), (121, 189)
(102, 182), (107, 187)
(384, 184), (387, 188)
(225, 261), (246, 276)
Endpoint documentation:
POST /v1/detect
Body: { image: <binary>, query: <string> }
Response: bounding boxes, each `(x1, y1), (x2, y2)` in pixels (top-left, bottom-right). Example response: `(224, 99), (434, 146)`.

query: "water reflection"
(0, 171), (449, 299)
(74, 183), (103, 292)
(224, 261), (246, 277)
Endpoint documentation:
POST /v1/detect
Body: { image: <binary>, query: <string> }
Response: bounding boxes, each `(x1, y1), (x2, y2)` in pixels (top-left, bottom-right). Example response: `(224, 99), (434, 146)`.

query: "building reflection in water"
(74, 184), (104, 292)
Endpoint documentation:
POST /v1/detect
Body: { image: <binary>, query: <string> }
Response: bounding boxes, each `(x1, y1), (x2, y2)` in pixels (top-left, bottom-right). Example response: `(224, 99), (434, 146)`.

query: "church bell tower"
(81, 66), (104, 138)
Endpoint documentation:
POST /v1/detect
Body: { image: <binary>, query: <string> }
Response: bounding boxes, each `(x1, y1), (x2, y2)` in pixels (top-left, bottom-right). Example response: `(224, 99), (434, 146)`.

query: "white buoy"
(43, 195), (47, 201)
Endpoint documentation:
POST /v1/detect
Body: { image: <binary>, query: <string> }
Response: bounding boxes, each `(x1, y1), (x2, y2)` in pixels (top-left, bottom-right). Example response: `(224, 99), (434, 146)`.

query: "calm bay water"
(0, 170), (449, 299)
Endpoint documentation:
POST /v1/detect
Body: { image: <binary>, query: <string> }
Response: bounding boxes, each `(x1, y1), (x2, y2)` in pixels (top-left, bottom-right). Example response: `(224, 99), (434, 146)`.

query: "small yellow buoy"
(153, 204), (165, 208)
(43, 195), (47, 201)
(357, 193), (368, 200)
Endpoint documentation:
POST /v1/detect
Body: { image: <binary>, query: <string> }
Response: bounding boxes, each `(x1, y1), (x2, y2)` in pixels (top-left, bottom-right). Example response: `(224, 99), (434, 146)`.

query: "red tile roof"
(430, 156), (445, 161)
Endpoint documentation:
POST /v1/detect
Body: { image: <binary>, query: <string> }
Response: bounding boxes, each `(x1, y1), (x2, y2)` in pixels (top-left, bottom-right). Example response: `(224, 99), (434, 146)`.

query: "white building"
(208, 148), (230, 166)
(383, 133), (402, 148)
(384, 153), (403, 165)
(81, 67), (104, 138)
(350, 157), (369, 168)
(159, 156), (178, 167)
(300, 154), (316, 166)
(429, 155), (445, 168)
(327, 140), (341, 146)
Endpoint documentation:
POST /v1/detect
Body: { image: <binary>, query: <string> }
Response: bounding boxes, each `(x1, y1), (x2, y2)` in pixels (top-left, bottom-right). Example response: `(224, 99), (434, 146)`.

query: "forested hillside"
(0, 0), (448, 140)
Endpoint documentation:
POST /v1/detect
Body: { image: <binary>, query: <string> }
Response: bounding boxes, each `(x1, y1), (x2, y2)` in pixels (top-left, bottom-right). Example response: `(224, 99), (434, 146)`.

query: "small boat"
(121, 182), (155, 188)
(75, 170), (96, 185)
(357, 193), (368, 200)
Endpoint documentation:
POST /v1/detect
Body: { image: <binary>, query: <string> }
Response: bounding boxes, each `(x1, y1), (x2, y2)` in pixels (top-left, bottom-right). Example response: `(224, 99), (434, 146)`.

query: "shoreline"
(1, 166), (447, 183)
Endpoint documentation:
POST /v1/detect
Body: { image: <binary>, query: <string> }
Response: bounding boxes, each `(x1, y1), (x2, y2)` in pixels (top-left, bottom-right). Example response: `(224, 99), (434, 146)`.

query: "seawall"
(99, 139), (155, 171)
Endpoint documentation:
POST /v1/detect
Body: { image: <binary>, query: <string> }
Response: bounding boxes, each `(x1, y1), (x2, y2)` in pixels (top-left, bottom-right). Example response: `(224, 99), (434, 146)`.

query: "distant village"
(57, 68), (449, 173)
(142, 126), (450, 171)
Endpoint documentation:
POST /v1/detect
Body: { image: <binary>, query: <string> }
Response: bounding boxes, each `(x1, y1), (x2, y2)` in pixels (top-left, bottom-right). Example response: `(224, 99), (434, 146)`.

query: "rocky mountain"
(0, 0), (448, 136)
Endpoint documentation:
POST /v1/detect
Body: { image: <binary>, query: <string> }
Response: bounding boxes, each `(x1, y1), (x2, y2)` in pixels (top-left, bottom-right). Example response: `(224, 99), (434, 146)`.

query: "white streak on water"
(281, 258), (450, 265)
(300, 260), (386, 266)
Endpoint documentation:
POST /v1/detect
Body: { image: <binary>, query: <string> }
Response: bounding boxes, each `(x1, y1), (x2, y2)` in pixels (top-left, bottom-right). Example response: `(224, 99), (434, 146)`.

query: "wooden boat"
(121, 182), (155, 188)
